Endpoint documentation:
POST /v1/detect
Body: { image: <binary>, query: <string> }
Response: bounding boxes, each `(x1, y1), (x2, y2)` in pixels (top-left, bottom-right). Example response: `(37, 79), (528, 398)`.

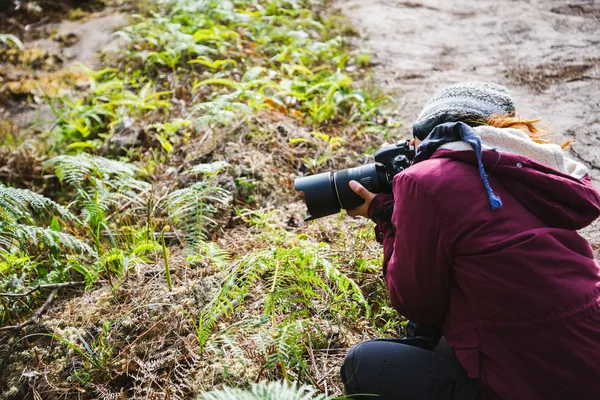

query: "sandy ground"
(29, 13), (128, 66)
(336, 0), (600, 254)
(1, 10), (127, 126)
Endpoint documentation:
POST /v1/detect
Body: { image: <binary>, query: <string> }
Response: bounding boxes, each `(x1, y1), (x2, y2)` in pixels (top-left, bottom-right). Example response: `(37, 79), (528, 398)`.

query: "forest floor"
(0, 1), (397, 398)
(337, 0), (600, 255)
(1, 1), (127, 127)
(0, 0), (599, 399)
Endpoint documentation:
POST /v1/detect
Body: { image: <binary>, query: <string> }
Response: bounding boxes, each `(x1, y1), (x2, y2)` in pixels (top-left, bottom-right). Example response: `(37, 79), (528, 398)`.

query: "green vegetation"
(0, 0), (402, 398)
(0, 34), (24, 50)
(197, 380), (334, 400)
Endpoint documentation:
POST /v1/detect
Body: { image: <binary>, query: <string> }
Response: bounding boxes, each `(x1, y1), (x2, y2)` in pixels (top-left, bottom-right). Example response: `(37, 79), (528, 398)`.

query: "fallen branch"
(0, 172), (57, 181)
(0, 288), (58, 332)
(0, 281), (87, 298)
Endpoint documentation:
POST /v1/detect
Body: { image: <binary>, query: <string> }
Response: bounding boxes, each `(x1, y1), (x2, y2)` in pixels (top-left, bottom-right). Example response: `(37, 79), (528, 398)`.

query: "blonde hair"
(484, 114), (573, 149)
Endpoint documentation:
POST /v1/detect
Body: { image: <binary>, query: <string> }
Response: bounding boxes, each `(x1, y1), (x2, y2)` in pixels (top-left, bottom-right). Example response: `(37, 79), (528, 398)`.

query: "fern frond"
(166, 182), (231, 245)
(320, 257), (370, 317)
(190, 92), (252, 128)
(197, 380), (332, 400)
(0, 184), (76, 224)
(196, 250), (270, 349)
(186, 161), (230, 177)
(44, 153), (148, 190)
(44, 154), (151, 228)
(11, 225), (97, 258)
(0, 222), (96, 258)
(257, 320), (307, 372)
(80, 185), (113, 226)
(0, 221), (17, 250)
(193, 240), (231, 270)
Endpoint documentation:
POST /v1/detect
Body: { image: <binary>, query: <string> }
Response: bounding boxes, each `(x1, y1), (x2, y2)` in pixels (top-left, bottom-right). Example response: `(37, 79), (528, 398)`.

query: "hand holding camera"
(294, 140), (415, 221)
(346, 181), (376, 218)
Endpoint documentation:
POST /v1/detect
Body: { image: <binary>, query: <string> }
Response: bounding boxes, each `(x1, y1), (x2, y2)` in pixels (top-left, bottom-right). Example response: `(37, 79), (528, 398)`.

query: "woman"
(341, 82), (600, 399)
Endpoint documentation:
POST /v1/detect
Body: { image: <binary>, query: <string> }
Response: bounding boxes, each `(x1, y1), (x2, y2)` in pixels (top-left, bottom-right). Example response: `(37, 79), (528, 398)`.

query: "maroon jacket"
(369, 149), (600, 400)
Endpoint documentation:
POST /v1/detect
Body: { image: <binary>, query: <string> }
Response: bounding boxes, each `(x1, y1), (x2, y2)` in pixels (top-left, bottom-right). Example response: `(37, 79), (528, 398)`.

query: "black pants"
(340, 335), (480, 399)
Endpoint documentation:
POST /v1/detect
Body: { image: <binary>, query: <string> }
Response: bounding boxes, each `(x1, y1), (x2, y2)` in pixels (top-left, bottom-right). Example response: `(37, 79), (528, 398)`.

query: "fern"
(45, 154), (151, 247)
(188, 240), (231, 271)
(190, 93), (253, 129)
(44, 153), (148, 191)
(0, 185), (93, 257)
(15, 226), (97, 257)
(0, 224), (96, 264)
(195, 252), (269, 350)
(255, 244), (369, 324)
(256, 320), (308, 373)
(0, 184), (76, 224)
(197, 380), (332, 400)
(195, 237), (369, 358)
(166, 181), (231, 245)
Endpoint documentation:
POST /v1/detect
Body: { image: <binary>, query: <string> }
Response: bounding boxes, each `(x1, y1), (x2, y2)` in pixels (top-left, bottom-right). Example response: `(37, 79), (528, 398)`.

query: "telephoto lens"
(294, 163), (388, 221)
(294, 140), (414, 221)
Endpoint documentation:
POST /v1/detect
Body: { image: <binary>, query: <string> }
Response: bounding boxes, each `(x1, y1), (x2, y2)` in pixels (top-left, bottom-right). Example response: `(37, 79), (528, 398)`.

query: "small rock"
(52, 32), (80, 48)
(75, 80), (90, 91)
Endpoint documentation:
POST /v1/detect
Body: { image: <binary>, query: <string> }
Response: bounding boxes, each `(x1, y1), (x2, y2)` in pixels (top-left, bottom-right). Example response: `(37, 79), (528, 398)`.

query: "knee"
(341, 341), (364, 375)
(340, 340), (372, 394)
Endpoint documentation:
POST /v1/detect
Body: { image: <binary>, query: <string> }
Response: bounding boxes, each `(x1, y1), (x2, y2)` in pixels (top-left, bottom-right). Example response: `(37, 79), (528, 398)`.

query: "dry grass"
(0, 0), (401, 398)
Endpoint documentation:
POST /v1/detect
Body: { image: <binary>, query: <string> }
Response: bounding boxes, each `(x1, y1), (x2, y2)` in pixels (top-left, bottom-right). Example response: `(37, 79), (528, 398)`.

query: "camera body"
(373, 140), (414, 184)
(294, 140), (414, 221)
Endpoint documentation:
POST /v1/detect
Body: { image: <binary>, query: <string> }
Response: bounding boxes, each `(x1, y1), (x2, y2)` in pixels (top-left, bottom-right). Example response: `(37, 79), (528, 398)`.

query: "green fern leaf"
(197, 380), (332, 400)
(0, 184), (76, 224)
(166, 181), (231, 245)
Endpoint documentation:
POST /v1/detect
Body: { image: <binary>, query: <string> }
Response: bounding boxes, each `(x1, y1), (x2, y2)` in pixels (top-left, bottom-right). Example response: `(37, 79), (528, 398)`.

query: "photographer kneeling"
(341, 82), (600, 400)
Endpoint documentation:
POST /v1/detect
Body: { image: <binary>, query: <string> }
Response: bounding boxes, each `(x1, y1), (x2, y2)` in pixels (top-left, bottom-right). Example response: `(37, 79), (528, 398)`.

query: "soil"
(0, 5), (127, 126)
(1, 1), (599, 397)
(0, 0), (108, 38)
(335, 0), (600, 255)
(27, 13), (128, 66)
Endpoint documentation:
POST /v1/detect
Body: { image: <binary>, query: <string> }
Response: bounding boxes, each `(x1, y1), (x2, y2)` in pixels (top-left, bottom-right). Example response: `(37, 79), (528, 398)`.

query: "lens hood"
(294, 172), (340, 221)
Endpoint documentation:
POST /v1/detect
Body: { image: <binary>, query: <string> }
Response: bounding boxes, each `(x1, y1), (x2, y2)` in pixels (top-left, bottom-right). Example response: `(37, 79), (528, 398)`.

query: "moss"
(51, 31), (81, 48)
(67, 8), (87, 21)
(0, 49), (63, 71)
(1, 68), (87, 100)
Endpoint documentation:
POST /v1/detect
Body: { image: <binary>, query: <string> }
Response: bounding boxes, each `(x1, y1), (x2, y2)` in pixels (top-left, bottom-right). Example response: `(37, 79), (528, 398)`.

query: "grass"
(0, 0), (403, 398)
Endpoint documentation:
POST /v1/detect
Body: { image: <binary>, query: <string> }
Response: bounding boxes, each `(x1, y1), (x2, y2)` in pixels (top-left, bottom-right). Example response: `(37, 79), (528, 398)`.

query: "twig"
(309, 347), (348, 354)
(304, 343), (325, 392)
(0, 172), (56, 181)
(0, 288), (58, 332)
(317, 366), (340, 386)
(119, 321), (163, 355)
(0, 281), (87, 298)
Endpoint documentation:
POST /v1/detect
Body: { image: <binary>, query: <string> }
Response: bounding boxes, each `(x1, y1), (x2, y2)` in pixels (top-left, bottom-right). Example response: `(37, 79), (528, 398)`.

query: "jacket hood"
(430, 147), (600, 230)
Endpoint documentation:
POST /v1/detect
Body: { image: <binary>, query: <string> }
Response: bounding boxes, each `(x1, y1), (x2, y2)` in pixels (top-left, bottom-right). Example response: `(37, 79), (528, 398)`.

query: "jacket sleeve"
(368, 193), (396, 273)
(382, 173), (453, 324)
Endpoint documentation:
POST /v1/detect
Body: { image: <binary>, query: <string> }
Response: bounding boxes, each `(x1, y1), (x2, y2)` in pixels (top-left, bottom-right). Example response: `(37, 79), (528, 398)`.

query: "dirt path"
(1, 9), (127, 126)
(336, 0), (600, 252)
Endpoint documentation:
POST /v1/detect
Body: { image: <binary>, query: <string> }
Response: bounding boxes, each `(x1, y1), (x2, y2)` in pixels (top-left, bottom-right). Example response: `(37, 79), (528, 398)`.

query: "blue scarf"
(415, 121), (503, 211)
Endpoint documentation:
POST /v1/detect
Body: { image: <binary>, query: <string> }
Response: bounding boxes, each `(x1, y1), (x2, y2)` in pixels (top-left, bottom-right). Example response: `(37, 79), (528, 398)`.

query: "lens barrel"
(294, 163), (387, 221)
(294, 172), (339, 221)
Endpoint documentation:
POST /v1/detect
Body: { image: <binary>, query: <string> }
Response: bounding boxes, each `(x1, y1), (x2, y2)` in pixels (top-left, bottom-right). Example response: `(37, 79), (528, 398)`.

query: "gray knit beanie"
(412, 82), (516, 140)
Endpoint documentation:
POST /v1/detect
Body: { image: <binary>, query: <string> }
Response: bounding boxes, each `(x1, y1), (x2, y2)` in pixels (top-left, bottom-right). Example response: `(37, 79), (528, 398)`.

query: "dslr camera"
(294, 140), (415, 221)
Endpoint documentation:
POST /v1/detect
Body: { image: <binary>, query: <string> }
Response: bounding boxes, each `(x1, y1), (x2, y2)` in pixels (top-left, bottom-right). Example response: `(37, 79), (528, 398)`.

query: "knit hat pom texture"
(412, 82), (515, 140)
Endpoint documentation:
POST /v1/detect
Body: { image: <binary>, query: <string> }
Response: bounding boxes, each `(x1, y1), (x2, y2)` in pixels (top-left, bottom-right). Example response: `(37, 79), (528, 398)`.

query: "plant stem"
(0, 296), (13, 325)
(161, 226), (172, 291)
(270, 260), (280, 327)
(105, 260), (114, 288)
